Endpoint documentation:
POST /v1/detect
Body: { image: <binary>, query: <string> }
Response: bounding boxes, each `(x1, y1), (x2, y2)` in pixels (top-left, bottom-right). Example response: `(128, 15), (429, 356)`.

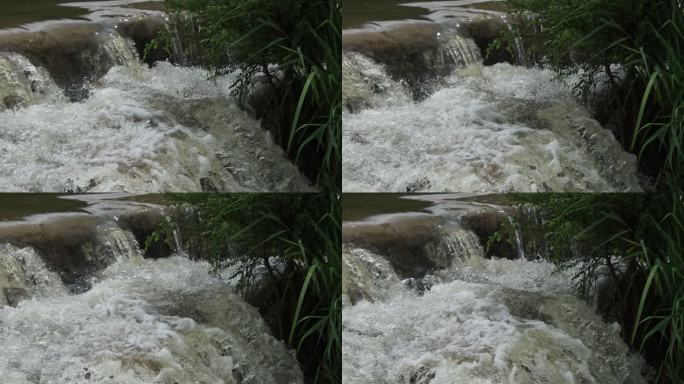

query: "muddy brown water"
(0, 0), (161, 29)
(343, 0), (507, 29)
(342, 193), (433, 222)
(0, 194), (88, 221)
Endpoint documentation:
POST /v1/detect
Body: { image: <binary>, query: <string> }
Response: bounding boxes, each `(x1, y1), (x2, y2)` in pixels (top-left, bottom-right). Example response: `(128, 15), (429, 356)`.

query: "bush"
(506, 0), (681, 182)
(155, 193), (341, 383)
(513, 192), (682, 382)
(158, 0), (341, 189)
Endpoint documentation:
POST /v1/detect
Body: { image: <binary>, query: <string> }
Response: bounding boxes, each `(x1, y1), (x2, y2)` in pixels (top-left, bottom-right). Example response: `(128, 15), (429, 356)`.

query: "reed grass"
(159, 0), (341, 189)
(155, 193), (341, 383)
(506, 1), (684, 380)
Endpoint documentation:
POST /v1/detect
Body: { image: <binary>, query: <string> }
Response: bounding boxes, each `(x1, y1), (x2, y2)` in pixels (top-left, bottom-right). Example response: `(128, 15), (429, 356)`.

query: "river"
(0, 194), (304, 383)
(0, 0), (311, 192)
(342, 193), (651, 383)
(341, 1), (644, 192)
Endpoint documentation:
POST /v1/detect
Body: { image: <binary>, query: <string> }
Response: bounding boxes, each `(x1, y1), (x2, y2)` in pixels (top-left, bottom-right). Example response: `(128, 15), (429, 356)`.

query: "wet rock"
(343, 215), (453, 277)
(3, 286), (28, 307)
(3, 94), (25, 109)
(342, 22), (481, 98)
(406, 176), (432, 193)
(460, 209), (519, 259)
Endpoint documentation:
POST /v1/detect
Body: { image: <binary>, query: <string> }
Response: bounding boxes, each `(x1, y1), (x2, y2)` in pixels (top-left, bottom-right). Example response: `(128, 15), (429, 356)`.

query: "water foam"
(0, 61), (310, 192)
(0, 255), (303, 384)
(0, 244), (67, 307)
(342, 246), (648, 384)
(0, 52), (64, 110)
(342, 61), (642, 192)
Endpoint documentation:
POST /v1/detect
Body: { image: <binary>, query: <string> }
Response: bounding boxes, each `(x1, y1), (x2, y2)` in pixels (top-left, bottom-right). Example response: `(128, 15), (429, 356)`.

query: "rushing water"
(0, 21), (310, 192)
(0, 203), (303, 384)
(342, 12), (643, 193)
(342, 197), (650, 384)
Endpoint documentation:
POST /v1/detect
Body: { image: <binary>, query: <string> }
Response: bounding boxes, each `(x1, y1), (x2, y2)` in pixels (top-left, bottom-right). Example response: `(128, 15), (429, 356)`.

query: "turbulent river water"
(0, 196), (303, 383)
(342, 195), (650, 383)
(342, 11), (644, 193)
(0, 4), (310, 192)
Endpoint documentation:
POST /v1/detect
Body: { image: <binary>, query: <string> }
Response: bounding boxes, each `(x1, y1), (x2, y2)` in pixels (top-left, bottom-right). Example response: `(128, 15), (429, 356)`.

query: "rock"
(343, 214), (453, 277)
(460, 209), (519, 259)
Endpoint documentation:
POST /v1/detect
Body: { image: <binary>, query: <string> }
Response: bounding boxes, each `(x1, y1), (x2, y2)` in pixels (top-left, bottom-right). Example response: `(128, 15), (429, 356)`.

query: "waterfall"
(343, 247), (403, 305)
(162, 12), (202, 66)
(504, 20), (527, 65)
(342, 62), (643, 193)
(0, 61), (311, 193)
(342, 219), (648, 384)
(0, 244), (67, 307)
(80, 29), (140, 78)
(0, 218), (304, 383)
(96, 29), (139, 67)
(434, 31), (482, 69)
(0, 52), (63, 110)
(507, 216), (526, 259)
(93, 224), (144, 263)
(342, 51), (411, 112)
(424, 226), (484, 268)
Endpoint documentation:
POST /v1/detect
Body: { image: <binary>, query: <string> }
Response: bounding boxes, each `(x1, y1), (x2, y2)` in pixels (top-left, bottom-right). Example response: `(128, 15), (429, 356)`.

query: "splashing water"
(0, 52), (63, 110)
(433, 31), (482, 69)
(81, 29), (141, 78)
(0, 57), (311, 192)
(342, 51), (412, 112)
(343, 60), (642, 192)
(0, 244), (67, 307)
(0, 246), (303, 383)
(342, 224), (649, 384)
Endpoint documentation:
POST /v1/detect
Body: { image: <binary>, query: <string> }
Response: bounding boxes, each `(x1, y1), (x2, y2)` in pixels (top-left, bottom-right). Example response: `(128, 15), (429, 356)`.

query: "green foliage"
(154, 0), (341, 189)
(499, 3), (684, 376)
(630, 4), (684, 185)
(629, 185), (684, 382)
(143, 216), (178, 254)
(506, 0), (683, 183)
(514, 193), (682, 381)
(156, 193), (340, 383)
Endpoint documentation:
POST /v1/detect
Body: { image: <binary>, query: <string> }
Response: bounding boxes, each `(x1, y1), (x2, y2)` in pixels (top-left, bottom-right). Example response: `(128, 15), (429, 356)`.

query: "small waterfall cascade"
(162, 12), (202, 66)
(92, 223), (144, 263)
(424, 225), (484, 267)
(506, 215), (526, 259)
(0, 52), (63, 110)
(81, 29), (140, 78)
(342, 217), (648, 384)
(433, 29), (482, 69)
(0, 244), (68, 307)
(0, 218), (304, 383)
(97, 29), (139, 67)
(342, 247), (403, 305)
(503, 18), (527, 65)
(342, 51), (411, 112)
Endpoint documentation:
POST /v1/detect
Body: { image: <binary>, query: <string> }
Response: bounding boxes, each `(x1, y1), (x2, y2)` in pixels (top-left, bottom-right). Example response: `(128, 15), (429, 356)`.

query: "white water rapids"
(342, 232), (649, 383)
(0, 32), (310, 192)
(0, 228), (303, 383)
(342, 42), (643, 193)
